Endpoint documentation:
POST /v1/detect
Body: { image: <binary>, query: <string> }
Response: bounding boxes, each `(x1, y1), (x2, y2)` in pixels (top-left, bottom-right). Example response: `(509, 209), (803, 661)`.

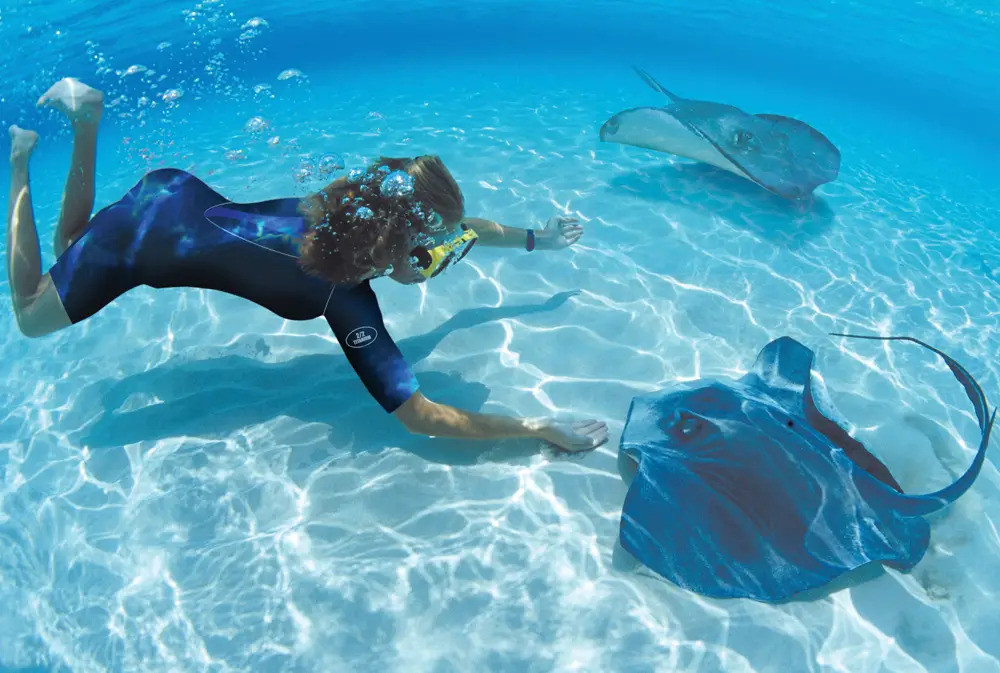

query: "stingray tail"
(830, 333), (995, 516)
(632, 67), (681, 102)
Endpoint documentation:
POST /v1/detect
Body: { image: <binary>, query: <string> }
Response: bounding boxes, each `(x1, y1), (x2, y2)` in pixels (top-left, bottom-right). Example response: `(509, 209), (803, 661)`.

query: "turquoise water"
(2, 1), (1000, 671)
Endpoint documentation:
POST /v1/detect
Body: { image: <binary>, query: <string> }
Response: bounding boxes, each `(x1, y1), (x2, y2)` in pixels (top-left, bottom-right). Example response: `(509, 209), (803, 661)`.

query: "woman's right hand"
(536, 418), (608, 452)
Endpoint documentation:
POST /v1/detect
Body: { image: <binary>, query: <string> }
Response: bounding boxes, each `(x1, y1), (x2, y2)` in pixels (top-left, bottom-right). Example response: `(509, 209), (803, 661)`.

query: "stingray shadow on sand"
(74, 291), (581, 467)
(609, 162), (836, 248)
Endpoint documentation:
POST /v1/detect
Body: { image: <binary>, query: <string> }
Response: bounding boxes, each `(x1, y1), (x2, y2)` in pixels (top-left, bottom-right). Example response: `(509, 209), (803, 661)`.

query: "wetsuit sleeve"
(324, 281), (419, 413)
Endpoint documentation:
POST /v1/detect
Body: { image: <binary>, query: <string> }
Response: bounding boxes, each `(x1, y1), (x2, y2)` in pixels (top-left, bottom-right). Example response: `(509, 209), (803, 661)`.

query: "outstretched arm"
(324, 283), (606, 452)
(464, 216), (583, 250)
(393, 390), (607, 452)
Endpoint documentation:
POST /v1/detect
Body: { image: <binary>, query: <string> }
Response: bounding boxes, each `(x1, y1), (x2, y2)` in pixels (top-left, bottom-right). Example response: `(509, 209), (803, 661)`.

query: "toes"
(37, 93), (59, 110)
(37, 84), (59, 108)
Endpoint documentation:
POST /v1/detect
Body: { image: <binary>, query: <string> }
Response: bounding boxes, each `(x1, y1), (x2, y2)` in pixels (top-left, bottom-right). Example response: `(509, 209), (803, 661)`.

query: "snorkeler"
(6, 77), (608, 452)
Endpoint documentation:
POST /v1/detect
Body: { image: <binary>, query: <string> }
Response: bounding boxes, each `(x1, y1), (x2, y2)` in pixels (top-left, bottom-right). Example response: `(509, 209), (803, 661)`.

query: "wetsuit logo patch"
(346, 326), (378, 349)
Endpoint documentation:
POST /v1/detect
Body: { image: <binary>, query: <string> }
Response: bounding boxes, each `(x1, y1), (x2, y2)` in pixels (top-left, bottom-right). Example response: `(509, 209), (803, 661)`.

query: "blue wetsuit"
(49, 168), (419, 412)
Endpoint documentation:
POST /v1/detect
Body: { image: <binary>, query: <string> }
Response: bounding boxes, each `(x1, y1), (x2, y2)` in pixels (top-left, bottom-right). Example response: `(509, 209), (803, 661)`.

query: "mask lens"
(410, 246), (433, 271)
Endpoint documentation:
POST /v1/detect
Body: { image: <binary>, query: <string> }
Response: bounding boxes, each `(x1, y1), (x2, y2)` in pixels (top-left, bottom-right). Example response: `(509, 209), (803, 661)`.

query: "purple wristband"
(526, 229), (535, 252)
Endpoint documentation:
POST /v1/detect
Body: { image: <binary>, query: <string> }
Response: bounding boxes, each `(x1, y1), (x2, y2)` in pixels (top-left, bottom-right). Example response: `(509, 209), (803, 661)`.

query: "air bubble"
(318, 153), (345, 176)
(295, 157), (315, 182)
(242, 17), (269, 29)
(244, 116), (270, 137)
(380, 170), (414, 198)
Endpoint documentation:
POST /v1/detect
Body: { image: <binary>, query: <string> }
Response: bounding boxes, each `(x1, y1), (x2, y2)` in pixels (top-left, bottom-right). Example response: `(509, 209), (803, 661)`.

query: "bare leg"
(37, 77), (104, 255)
(7, 125), (71, 337)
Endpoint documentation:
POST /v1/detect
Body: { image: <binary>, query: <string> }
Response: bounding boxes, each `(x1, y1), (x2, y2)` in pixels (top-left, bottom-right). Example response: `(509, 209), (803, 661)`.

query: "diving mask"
(409, 224), (478, 279)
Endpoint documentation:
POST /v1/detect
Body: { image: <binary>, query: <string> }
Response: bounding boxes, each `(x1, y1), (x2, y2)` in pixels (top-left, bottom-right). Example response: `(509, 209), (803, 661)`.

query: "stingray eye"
(680, 416), (701, 435)
(603, 118), (620, 135)
(665, 411), (706, 441)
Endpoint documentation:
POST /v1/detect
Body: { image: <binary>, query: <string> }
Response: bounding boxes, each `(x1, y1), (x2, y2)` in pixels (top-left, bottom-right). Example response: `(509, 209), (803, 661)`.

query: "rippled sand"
(2, 66), (999, 673)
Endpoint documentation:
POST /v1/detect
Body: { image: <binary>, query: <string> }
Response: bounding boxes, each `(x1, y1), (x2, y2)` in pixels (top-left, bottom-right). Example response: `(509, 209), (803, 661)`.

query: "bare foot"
(37, 77), (104, 127)
(9, 125), (39, 164)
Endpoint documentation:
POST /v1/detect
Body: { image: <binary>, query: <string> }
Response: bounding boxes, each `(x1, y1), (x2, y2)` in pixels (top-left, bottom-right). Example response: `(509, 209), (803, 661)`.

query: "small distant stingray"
(617, 334), (994, 602)
(600, 68), (841, 199)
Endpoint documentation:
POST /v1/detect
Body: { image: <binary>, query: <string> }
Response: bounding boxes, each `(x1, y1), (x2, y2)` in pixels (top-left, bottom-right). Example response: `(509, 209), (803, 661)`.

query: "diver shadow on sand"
(75, 291), (581, 467)
(609, 163), (836, 248)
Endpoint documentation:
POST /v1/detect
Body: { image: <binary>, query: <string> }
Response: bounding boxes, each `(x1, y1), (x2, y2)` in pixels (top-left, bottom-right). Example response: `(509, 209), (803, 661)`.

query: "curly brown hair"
(297, 155), (465, 284)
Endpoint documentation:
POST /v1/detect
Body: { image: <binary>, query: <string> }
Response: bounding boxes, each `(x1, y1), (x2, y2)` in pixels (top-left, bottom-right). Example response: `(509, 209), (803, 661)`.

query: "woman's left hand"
(537, 215), (583, 250)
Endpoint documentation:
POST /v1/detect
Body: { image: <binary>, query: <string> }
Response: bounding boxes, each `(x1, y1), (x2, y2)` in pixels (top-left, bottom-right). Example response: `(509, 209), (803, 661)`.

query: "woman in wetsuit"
(7, 77), (607, 452)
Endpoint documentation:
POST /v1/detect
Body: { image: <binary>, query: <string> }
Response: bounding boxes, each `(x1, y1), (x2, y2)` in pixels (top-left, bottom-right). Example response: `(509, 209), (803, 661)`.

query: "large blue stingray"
(618, 334), (994, 602)
(600, 68), (841, 200)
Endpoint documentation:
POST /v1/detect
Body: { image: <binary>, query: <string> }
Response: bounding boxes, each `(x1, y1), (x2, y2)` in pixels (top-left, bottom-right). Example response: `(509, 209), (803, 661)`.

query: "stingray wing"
(599, 106), (750, 179)
(741, 337), (932, 572)
(746, 336), (903, 491)
(672, 103), (840, 200)
(620, 444), (932, 601)
(619, 451), (837, 601)
(753, 113), (841, 191)
(619, 337), (940, 602)
(612, 69), (841, 199)
(619, 380), (865, 602)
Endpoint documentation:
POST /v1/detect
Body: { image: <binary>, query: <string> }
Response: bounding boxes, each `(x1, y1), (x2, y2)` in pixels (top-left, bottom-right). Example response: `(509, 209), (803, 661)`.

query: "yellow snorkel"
(410, 226), (478, 279)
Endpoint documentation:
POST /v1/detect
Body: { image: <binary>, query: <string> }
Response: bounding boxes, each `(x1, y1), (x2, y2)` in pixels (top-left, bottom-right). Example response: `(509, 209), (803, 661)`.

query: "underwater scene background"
(1, 0), (1000, 671)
